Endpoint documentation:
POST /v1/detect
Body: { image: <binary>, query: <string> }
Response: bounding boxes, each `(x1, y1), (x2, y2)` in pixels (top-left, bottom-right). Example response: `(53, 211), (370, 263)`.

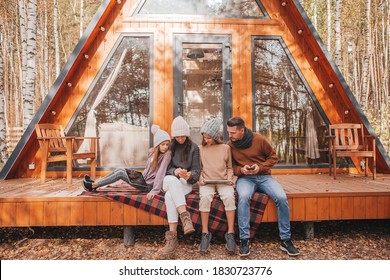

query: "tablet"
(204, 179), (233, 185)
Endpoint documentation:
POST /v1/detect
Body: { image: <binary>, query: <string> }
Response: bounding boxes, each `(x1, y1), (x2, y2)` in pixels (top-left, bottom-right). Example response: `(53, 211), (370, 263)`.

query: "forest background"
(0, 0), (389, 167)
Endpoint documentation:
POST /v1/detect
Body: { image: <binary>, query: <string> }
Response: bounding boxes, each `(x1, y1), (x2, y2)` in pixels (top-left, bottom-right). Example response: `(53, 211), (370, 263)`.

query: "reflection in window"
(69, 36), (151, 168)
(138, 0), (265, 18)
(253, 38), (328, 165)
(181, 43), (223, 144)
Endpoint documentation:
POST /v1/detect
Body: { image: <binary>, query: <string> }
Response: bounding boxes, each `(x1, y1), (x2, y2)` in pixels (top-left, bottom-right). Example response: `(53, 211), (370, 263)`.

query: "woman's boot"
(180, 211), (195, 235)
(159, 231), (178, 257)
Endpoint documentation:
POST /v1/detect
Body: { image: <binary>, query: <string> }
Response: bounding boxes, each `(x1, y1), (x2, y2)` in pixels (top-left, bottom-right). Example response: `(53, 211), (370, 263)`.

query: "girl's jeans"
(236, 175), (291, 240)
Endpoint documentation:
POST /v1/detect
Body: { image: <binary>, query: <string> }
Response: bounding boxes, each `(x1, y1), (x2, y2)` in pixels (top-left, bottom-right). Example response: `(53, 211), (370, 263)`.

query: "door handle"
(226, 80), (232, 89)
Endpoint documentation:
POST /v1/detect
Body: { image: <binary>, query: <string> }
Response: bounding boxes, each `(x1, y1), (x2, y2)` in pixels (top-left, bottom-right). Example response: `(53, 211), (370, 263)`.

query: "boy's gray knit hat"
(200, 118), (223, 143)
(151, 124), (171, 147)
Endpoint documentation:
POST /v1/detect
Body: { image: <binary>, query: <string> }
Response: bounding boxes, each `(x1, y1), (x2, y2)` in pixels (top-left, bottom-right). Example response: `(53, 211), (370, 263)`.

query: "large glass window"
(137, 0), (266, 18)
(68, 36), (152, 168)
(253, 38), (328, 165)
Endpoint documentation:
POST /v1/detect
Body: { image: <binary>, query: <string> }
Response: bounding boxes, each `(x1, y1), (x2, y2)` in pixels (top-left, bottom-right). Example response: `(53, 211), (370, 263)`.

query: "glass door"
(174, 35), (232, 144)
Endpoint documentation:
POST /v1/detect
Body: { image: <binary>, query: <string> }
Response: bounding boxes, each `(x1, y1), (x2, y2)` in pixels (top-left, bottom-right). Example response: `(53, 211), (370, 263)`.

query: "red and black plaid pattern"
(81, 185), (269, 238)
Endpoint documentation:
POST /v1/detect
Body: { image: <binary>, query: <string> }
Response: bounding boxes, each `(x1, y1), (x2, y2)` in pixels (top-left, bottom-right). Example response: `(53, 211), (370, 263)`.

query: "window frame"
(134, 0), (269, 19)
(66, 33), (154, 170)
(251, 35), (330, 168)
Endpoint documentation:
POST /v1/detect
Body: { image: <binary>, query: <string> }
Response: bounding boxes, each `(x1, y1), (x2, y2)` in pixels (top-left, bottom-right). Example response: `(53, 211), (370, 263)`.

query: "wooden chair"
(35, 124), (97, 184)
(328, 123), (376, 179)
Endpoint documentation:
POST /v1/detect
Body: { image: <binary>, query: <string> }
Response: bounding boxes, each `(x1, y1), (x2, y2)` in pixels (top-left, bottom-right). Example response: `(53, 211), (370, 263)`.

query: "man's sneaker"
(199, 232), (212, 252)
(280, 239), (300, 256)
(225, 232), (237, 254)
(84, 174), (95, 183)
(239, 238), (250, 257)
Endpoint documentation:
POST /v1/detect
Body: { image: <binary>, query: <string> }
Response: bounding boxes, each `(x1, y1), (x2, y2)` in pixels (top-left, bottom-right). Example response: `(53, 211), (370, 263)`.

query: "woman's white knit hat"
(151, 125), (171, 147)
(171, 116), (190, 137)
(200, 118), (223, 143)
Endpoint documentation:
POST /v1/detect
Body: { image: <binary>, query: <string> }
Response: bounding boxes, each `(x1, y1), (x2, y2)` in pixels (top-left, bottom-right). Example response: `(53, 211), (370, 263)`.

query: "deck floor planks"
(0, 174), (389, 226)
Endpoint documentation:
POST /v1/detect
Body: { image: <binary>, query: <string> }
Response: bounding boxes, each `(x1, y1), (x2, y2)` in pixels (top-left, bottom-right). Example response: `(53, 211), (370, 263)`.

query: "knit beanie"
(200, 118), (223, 143)
(171, 116), (190, 137)
(151, 124), (171, 147)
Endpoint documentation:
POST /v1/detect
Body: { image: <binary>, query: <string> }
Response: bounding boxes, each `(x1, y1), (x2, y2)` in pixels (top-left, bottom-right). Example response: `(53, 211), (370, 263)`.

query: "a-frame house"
(0, 0), (389, 230)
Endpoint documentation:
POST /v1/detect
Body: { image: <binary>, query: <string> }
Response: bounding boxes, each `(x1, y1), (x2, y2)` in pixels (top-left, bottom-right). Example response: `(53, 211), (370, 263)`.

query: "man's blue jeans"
(236, 175), (291, 240)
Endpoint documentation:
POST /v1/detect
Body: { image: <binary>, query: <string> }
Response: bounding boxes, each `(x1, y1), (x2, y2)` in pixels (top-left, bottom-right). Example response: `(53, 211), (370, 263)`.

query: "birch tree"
(0, 27), (8, 163)
(22, 0), (37, 129)
(360, 0), (371, 111)
(334, 0), (342, 68)
(54, 0), (60, 76)
(327, 0), (332, 52)
(310, 0), (317, 29)
(18, 0), (27, 121)
(80, 0), (84, 38)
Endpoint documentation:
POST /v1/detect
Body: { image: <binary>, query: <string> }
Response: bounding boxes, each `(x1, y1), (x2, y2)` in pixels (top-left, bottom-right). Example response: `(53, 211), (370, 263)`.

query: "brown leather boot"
(179, 211), (195, 235)
(159, 231), (178, 257)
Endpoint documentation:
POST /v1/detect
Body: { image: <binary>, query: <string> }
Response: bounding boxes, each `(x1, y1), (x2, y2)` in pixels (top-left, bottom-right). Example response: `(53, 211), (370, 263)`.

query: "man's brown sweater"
(227, 133), (278, 176)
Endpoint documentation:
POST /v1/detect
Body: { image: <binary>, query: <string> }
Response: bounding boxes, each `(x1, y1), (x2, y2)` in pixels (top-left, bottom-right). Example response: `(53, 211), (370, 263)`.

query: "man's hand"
(241, 164), (259, 175)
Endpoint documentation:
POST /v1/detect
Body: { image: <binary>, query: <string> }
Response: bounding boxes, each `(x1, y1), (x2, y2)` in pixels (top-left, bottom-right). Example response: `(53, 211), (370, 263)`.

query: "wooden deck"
(0, 174), (389, 228)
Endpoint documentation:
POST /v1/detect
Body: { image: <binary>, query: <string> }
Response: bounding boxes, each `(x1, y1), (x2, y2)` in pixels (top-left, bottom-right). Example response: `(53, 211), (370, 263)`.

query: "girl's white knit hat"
(171, 116), (190, 137)
(151, 125), (171, 147)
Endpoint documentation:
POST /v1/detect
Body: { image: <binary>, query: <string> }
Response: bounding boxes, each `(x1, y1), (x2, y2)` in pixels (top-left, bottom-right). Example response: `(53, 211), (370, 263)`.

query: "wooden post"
(124, 226), (135, 247)
(303, 222), (314, 240)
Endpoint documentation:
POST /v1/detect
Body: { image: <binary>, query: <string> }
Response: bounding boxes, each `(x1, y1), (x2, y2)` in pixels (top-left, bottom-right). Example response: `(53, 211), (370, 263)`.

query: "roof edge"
(0, 0), (114, 179)
(292, 0), (390, 169)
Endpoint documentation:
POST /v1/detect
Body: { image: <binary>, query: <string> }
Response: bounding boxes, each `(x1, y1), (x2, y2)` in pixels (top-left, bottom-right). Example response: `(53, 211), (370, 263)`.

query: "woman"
(82, 125), (171, 200)
(159, 116), (200, 257)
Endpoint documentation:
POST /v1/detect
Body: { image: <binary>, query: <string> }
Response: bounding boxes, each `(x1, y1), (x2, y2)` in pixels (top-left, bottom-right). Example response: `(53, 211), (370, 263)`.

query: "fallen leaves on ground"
(0, 220), (389, 260)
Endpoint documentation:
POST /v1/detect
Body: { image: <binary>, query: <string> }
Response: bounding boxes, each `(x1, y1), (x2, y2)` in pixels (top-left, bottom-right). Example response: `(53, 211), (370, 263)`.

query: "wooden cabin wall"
(14, 0), (387, 179)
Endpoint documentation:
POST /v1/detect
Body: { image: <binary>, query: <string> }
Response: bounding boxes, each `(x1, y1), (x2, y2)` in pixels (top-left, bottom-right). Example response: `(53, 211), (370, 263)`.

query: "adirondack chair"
(328, 123), (376, 179)
(35, 123), (97, 184)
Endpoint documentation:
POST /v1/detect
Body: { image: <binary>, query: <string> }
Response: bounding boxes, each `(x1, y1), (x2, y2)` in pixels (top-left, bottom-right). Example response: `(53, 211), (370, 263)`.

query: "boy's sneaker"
(225, 232), (237, 254)
(239, 238), (250, 257)
(199, 232), (212, 253)
(280, 239), (300, 256)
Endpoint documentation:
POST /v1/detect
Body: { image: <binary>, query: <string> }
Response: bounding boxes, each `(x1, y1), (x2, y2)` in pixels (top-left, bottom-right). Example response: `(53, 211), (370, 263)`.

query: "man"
(226, 116), (299, 257)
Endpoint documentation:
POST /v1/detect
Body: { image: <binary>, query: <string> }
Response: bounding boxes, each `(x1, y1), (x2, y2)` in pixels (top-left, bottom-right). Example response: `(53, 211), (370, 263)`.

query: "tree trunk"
(22, 0), (37, 129)
(334, 0), (342, 68)
(44, 0), (49, 99)
(0, 27), (8, 163)
(360, 0), (371, 111)
(326, 0), (332, 52)
(310, 0), (317, 29)
(381, 1), (389, 151)
(80, 0), (84, 38)
(18, 0), (27, 125)
(54, 0), (60, 77)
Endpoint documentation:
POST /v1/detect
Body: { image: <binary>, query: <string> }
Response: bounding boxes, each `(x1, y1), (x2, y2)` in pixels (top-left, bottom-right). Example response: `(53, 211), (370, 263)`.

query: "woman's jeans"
(163, 175), (193, 223)
(236, 175), (291, 240)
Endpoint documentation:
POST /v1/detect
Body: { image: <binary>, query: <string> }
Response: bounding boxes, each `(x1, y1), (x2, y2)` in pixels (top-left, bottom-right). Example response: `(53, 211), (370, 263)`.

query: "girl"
(198, 118), (237, 254)
(82, 125), (171, 200)
(158, 116), (200, 257)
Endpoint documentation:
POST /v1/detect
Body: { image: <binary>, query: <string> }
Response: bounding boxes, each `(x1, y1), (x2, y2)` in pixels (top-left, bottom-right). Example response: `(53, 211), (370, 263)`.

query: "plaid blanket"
(81, 185), (269, 238)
